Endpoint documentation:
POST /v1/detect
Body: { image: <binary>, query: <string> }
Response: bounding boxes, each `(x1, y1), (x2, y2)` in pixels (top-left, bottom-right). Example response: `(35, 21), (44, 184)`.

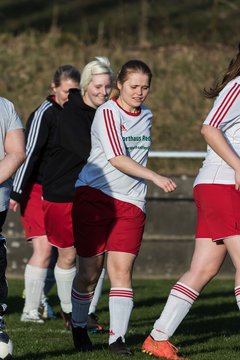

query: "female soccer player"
(10, 65), (80, 323)
(142, 43), (240, 359)
(70, 59), (176, 355)
(0, 96), (25, 329)
(42, 57), (113, 329)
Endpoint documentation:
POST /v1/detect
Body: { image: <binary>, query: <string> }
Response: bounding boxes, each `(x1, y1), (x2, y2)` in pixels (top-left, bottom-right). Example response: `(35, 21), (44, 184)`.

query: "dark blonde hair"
(204, 43), (240, 98)
(110, 59), (152, 99)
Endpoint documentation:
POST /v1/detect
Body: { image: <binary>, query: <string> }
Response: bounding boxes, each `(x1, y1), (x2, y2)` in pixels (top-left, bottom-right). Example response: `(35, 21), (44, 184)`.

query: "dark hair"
(52, 64), (80, 87)
(204, 43), (240, 98)
(110, 59), (152, 99)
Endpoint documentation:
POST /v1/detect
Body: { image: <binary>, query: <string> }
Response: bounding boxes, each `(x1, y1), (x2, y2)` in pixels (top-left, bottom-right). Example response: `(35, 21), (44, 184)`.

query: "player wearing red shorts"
(42, 57), (113, 329)
(142, 43), (240, 359)
(10, 65), (80, 323)
(70, 60), (176, 355)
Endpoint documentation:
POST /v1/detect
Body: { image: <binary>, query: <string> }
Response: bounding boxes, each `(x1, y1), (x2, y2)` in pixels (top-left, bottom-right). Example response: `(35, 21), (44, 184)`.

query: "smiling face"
(117, 72), (150, 113)
(83, 73), (112, 109)
(52, 78), (79, 107)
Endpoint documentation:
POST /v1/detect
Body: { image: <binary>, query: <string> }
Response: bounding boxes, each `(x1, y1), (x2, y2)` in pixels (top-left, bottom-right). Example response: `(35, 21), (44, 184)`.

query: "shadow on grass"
(7, 293), (60, 315)
(14, 343), (110, 360)
(200, 290), (234, 300)
(7, 296), (24, 314)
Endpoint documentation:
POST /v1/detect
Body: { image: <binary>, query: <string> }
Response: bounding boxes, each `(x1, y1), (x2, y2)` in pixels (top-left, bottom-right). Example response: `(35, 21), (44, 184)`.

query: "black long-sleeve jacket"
(42, 88), (95, 202)
(11, 96), (62, 203)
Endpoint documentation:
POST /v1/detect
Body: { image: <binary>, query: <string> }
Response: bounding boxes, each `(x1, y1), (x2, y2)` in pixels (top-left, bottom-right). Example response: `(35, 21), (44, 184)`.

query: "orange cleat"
(142, 336), (188, 360)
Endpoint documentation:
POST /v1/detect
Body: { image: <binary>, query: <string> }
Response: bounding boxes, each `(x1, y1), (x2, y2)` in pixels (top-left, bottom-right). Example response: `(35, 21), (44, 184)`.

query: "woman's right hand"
(9, 199), (19, 212)
(152, 173), (177, 193)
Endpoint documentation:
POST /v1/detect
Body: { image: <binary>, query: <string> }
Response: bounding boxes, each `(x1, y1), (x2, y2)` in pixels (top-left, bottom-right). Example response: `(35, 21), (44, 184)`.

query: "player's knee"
(58, 253), (75, 268)
(191, 265), (219, 282)
(109, 267), (131, 285)
(81, 269), (100, 289)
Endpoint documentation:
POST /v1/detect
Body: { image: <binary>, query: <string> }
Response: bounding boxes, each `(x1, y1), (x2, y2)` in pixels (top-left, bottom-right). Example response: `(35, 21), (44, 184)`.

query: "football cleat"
(39, 295), (56, 320)
(59, 309), (71, 330)
(87, 313), (104, 333)
(20, 309), (44, 324)
(109, 337), (132, 356)
(72, 326), (93, 352)
(142, 336), (188, 360)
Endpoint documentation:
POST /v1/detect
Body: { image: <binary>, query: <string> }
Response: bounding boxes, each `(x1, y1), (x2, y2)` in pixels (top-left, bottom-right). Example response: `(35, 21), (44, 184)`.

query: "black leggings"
(0, 210), (8, 304)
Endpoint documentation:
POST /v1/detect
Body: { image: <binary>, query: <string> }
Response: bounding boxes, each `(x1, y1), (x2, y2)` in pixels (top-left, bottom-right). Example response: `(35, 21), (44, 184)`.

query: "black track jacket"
(42, 88), (95, 203)
(11, 96), (62, 203)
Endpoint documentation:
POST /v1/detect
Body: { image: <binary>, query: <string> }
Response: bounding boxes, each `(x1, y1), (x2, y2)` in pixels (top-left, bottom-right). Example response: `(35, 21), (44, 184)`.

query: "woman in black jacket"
(42, 57), (113, 330)
(10, 65), (80, 323)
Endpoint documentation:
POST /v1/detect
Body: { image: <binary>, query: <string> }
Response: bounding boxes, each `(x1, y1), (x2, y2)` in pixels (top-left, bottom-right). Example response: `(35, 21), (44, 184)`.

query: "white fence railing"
(148, 150), (206, 159)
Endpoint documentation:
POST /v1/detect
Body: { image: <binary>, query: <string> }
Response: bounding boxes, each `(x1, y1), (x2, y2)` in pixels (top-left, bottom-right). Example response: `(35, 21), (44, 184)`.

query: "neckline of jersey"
(113, 98), (141, 117)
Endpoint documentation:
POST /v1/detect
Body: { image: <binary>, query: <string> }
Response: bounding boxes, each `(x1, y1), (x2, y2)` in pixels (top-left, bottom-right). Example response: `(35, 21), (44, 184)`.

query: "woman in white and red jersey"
(70, 60), (176, 355)
(142, 45), (240, 360)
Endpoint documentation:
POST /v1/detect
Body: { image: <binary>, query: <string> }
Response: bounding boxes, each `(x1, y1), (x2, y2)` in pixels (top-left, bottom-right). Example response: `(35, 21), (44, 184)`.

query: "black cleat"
(59, 309), (71, 330)
(87, 313), (104, 333)
(109, 337), (132, 356)
(72, 326), (93, 352)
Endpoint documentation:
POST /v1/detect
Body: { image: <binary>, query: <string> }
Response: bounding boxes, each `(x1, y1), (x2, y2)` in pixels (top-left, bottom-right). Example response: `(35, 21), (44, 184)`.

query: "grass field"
(4, 278), (240, 360)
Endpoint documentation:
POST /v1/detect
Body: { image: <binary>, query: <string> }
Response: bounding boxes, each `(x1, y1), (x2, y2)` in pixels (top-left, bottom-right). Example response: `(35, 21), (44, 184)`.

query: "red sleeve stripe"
(103, 109), (124, 156)
(209, 83), (240, 127)
(172, 283), (198, 301)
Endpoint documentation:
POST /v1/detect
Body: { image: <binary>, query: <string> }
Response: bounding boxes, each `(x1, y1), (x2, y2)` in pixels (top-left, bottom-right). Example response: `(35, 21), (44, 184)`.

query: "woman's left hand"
(152, 173), (177, 193)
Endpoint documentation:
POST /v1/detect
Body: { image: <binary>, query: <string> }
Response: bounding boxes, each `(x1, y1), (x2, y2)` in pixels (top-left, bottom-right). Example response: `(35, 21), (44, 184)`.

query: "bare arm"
(110, 155), (176, 193)
(201, 124), (240, 190)
(0, 128), (26, 185)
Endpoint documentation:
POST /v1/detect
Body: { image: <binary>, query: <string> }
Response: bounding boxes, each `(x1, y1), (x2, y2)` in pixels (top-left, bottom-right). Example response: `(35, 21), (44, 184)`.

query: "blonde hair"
(80, 56), (114, 96)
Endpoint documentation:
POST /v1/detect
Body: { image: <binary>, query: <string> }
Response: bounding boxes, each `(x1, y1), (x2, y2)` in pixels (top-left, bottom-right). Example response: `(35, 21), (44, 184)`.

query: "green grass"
(4, 278), (240, 359)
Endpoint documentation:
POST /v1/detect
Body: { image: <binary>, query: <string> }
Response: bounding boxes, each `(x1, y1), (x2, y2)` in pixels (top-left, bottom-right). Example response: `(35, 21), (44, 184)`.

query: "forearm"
(0, 152), (26, 184)
(109, 155), (176, 193)
(109, 155), (155, 181)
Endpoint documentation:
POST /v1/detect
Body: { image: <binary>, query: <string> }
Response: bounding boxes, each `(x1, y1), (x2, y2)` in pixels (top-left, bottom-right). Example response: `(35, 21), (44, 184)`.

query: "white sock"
(235, 286), (240, 309)
(54, 265), (76, 314)
(109, 288), (133, 345)
(88, 268), (106, 315)
(151, 282), (199, 341)
(24, 264), (47, 312)
(71, 288), (94, 328)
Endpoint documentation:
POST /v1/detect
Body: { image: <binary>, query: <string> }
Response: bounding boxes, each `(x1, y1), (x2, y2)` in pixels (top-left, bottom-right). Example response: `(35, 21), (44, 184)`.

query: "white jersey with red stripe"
(75, 99), (152, 211)
(194, 76), (240, 186)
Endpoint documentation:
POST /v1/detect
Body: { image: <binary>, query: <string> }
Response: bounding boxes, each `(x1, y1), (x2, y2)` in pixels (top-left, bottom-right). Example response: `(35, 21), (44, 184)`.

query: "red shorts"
(72, 186), (146, 257)
(20, 183), (46, 240)
(42, 200), (74, 249)
(194, 184), (240, 241)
